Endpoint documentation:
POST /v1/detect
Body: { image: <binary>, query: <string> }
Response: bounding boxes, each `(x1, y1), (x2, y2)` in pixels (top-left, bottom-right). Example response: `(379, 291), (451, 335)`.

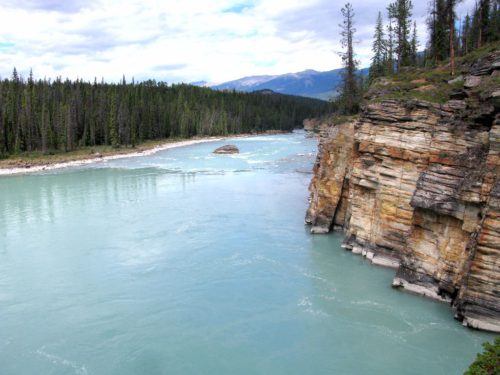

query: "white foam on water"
(253, 254), (279, 264)
(231, 258), (254, 266)
(317, 294), (336, 301)
(176, 223), (192, 233)
(350, 300), (387, 308)
(298, 297), (313, 307)
(36, 348), (88, 375)
(234, 137), (283, 142)
(226, 152), (253, 160)
(298, 297), (330, 317)
(301, 272), (329, 283)
(305, 308), (330, 317)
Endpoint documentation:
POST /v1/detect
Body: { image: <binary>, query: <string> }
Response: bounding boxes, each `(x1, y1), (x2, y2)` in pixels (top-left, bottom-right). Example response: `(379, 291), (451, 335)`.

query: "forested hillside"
(334, 0), (499, 114)
(0, 73), (330, 156)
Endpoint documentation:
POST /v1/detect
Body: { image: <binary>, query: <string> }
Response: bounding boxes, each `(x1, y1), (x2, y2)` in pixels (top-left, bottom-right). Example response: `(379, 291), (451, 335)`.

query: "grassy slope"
(366, 43), (499, 104)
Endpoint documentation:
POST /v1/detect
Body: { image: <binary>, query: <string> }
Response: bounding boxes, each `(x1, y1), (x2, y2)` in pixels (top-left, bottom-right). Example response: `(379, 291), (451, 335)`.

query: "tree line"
(335, 0), (499, 114)
(427, 0), (499, 75)
(0, 73), (330, 156)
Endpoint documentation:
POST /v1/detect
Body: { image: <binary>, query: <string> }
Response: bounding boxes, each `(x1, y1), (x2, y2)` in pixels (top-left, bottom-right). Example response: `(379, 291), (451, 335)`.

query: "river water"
(0, 131), (494, 374)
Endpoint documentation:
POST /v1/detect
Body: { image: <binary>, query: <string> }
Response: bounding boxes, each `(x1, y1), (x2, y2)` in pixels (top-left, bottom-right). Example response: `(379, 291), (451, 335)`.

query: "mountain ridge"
(194, 68), (369, 100)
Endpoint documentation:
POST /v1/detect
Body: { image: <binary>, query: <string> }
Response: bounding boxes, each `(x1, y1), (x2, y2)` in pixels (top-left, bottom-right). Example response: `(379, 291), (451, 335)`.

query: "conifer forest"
(0, 75), (329, 156)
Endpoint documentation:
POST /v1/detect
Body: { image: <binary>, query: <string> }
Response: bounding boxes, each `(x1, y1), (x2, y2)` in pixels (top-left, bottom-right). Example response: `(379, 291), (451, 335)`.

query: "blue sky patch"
(0, 42), (15, 49)
(256, 60), (277, 68)
(223, 2), (253, 14)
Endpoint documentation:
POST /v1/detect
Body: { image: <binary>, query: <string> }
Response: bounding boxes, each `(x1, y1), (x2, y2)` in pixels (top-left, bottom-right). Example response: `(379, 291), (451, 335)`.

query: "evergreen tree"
(462, 14), (471, 55)
(108, 93), (119, 148)
(478, 0), (491, 47)
(427, 0), (450, 63)
(386, 16), (396, 74)
(490, 1), (500, 42)
(470, 2), (481, 49)
(389, 0), (413, 70)
(338, 3), (360, 114)
(369, 12), (386, 81)
(448, 0), (461, 76)
(411, 21), (419, 65)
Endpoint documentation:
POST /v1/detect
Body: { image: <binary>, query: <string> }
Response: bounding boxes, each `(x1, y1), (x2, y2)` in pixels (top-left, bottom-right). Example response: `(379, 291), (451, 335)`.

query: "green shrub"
(464, 337), (500, 375)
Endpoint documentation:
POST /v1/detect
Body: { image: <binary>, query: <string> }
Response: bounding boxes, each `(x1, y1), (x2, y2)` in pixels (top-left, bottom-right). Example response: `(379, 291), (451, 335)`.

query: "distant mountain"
(207, 68), (368, 100)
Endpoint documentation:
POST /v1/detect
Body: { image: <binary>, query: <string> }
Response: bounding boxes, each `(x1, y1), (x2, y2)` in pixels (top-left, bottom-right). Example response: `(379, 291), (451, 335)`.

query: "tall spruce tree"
(448, 0), (461, 76)
(108, 92), (119, 148)
(427, 0), (450, 63)
(470, 2), (481, 49)
(369, 12), (386, 81)
(338, 3), (359, 114)
(478, 0), (491, 47)
(386, 16), (396, 74)
(389, 0), (413, 70)
(411, 21), (418, 65)
(490, 1), (500, 42)
(462, 14), (471, 55)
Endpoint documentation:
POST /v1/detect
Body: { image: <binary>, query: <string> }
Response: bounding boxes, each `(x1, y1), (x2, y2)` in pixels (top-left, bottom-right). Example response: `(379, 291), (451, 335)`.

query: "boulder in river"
(213, 145), (239, 154)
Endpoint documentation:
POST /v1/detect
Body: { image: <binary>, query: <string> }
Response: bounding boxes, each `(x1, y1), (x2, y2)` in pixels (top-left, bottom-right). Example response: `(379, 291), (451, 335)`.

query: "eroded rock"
(305, 50), (500, 332)
(464, 75), (482, 88)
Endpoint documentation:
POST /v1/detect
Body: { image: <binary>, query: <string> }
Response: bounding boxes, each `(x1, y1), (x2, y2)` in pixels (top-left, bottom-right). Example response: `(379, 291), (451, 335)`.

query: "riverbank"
(0, 131), (288, 176)
(0, 138), (221, 176)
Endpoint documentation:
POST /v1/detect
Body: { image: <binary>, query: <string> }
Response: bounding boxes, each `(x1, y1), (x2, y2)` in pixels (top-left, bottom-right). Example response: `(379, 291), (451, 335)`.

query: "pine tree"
(0, 84), (4, 155)
(386, 16), (396, 74)
(478, 0), (491, 46)
(10, 68), (21, 153)
(470, 2), (481, 49)
(369, 12), (386, 81)
(389, 0), (413, 70)
(108, 93), (119, 148)
(448, 0), (461, 76)
(462, 14), (471, 55)
(427, 0), (450, 63)
(338, 3), (359, 114)
(489, 1), (500, 42)
(411, 21), (418, 65)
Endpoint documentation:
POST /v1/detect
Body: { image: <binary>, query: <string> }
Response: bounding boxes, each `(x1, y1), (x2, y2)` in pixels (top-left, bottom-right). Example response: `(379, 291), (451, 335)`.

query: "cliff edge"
(305, 48), (500, 332)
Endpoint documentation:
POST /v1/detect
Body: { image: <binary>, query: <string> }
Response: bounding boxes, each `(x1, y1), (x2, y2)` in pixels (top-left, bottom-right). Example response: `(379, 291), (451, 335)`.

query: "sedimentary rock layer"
(306, 51), (500, 332)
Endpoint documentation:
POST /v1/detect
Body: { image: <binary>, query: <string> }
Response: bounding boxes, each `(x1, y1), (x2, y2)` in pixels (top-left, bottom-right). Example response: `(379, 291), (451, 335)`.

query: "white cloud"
(0, 0), (478, 83)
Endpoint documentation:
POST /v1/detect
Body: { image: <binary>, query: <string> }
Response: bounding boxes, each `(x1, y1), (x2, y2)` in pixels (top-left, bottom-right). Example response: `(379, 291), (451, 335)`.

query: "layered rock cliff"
(305, 50), (500, 332)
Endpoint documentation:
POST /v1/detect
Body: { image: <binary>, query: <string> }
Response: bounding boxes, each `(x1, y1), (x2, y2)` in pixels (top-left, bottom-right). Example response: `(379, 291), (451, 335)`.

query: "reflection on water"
(0, 169), (159, 231)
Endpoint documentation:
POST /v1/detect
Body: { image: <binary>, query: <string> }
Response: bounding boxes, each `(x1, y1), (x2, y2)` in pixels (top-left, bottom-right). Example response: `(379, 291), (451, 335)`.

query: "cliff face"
(305, 51), (500, 332)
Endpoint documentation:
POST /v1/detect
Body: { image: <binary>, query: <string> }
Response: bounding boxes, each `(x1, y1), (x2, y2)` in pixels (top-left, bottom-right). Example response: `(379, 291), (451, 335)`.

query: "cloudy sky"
(0, 0), (475, 84)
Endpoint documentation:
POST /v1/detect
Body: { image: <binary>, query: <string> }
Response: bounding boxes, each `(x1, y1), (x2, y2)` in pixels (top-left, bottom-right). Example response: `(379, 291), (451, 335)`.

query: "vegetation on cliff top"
(333, 0), (499, 113)
(366, 43), (499, 104)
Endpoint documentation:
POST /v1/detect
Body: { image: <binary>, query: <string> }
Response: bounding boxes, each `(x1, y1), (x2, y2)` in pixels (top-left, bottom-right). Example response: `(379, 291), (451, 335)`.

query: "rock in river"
(213, 145), (239, 154)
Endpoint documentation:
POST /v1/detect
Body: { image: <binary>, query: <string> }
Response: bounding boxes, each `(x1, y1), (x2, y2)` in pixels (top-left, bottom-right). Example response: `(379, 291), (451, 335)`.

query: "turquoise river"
(0, 131), (495, 374)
